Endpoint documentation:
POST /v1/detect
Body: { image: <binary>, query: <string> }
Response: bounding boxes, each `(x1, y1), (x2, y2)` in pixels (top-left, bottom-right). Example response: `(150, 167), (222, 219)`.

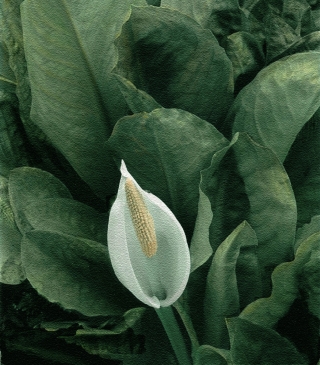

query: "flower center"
(125, 178), (158, 257)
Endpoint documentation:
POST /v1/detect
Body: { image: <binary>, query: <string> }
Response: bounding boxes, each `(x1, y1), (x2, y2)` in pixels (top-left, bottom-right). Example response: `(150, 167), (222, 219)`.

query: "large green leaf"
(115, 6), (233, 126)
(227, 317), (307, 365)
(22, 230), (139, 316)
(201, 133), (296, 294)
(233, 133), (297, 276)
(20, 0), (144, 198)
(231, 52), (320, 162)
(8, 167), (72, 233)
(24, 198), (108, 244)
(200, 134), (249, 251)
(204, 221), (260, 348)
(0, 175), (25, 284)
(107, 108), (228, 238)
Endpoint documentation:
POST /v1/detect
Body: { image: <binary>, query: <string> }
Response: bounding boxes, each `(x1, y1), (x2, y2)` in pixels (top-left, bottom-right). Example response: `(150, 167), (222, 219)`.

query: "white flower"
(108, 160), (190, 308)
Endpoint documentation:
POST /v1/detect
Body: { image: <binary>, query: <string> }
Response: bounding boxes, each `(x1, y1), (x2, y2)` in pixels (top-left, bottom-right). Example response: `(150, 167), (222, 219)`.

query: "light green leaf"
(107, 108), (228, 238)
(24, 198), (108, 244)
(0, 175), (25, 284)
(8, 167), (72, 233)
(231, 52), (320, 162)
(113, 74), (161, 114)
(227, 317), (307, 365)
(115, 6), (233, 126)
(204, 221), (260, 348)
(21, 0), (145, 198)
(22, 230), (139, 316)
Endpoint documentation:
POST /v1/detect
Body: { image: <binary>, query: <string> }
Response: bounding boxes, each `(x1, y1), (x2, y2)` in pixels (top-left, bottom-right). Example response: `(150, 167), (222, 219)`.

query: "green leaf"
(264, 9), (300, 63)
(113, 74), (161, 114)
(193, 345), (230, 365)
(1, 0), (51, 154)
(0, 41), (16, 88)
(0, 175), (25, 284)
(231, 52), (320, 162)
(8, 167), (72, 233)
(201, 134), (250, 252)
(24, 198), (108, 244)
(21, 230), (139, 316)
(227, 317), (307, 365)
(284, 110), (320, 226)
(61, 308), (146, 361)
(115, 6), (233, 126)
(0, 90), (29, 176)
(295, 215), (320, 252)
(224, 31), (265, 86)
(161, 0), (246, 40)
(20, 0), (145, 198)
(204, 221), (260, 348)
(107, 108), (228, 238)
(240, 231), (320, 327)
(233, 133), (297, 278)
(190, 187), (213, 273)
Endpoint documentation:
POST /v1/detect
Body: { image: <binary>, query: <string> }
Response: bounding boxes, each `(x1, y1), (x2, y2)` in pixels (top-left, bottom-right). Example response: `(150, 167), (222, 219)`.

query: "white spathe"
(108, 160), (191, 308)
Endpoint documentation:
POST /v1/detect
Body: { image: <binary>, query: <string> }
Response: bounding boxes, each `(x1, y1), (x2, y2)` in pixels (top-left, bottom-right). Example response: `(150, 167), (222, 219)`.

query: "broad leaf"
(227, 317), (307, 365)
(115, 6), (233, 126)
(20, 0), (145, 198)
(231, 52), (320, 162)
(8, 167), (72, 233)
(22, 230), (139, 316)
(240, 231), (320, 326)
(24, 198), (108, 244)
(233, 133), (297, 278)
(107, 108), (228, 238)
(204, 221), (260, 348)
(200, 134), (248, 251)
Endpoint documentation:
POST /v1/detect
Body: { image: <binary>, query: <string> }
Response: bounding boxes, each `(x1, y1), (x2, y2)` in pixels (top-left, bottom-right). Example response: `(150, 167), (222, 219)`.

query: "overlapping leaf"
(115, 6), (233, 126)
(20, 0), (145, 198)
(231, 52), (320, 162)
(21, 230), (139, 316)
(204, 221), (260, 348)
(107, 108), (228, 238)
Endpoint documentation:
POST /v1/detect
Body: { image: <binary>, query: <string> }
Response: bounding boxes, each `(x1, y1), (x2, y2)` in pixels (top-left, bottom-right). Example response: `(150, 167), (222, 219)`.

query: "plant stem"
(155, 306), (192, 365)
(173, 300), (200, 351)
